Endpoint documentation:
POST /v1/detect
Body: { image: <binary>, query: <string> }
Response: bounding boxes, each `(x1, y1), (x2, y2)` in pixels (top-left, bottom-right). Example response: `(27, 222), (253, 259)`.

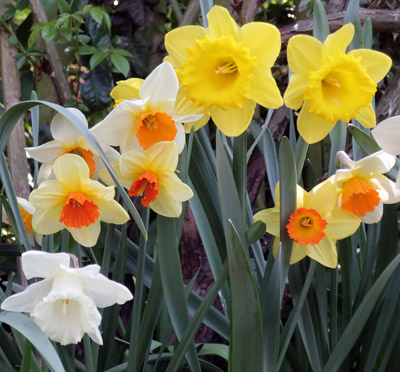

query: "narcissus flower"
(110, 77), (143, 106)
(99, 141), (193, 218)
(29, 154), (129, 247)
(284, 23), (392, 144)
(2, 197), (42, 244)
(254, 181), (360, 268)
(25, 108), (120, 183)
(91, 62), (201, 154)
(330, 151), (400, 223)
(1, 251), (132, 345)
(164, 6), (283, 137)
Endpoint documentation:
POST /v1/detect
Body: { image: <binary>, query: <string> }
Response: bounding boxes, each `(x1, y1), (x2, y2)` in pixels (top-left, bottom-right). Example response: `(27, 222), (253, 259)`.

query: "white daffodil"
(371, 115), (400, 187)
(2, 197), (42, 245)
(332, 151), (400, 223)
(91, 62), (202, 154)
(0, 251), (132, 345)
(29, 154), (129, 247)
(25, 108), (120, 184)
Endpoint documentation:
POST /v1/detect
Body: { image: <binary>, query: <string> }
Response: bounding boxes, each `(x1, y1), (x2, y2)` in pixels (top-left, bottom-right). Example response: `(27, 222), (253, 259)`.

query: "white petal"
(26, 140), (65, 163)
(371, 116), (400, 155)
(355, 151), (395, 177)
(16, 197), (35, 215)
(369, 174), (400, 203)
(139, 62), (179, 106)
(120, 131), (140, 154)
(67, 222), (101, 247)
(21, 251), (70, 279)
(1, 278), (52, 312)
(37, 163), (55, 184)
(361, 202), (383, 224)
(51, 108), (88, 146)
(174, 123), (185, 154)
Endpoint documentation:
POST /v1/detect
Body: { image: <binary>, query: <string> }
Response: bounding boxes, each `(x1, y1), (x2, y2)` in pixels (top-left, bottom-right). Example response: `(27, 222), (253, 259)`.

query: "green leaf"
(313, 0), (329, 41)
(246, 220), (266, 246)
(90, 52), (109, 70)
(41, 23), (57, 42)
(57, 0), (71, 13)
(0, 312), (65, 372)
(90, 7), (104, 24)
(77, 45), (96, 55)
(109, 48), (134, 57)
(27, 27), (42, 48)
(348, 124), (380, 154)
(111, 54), (130, 77)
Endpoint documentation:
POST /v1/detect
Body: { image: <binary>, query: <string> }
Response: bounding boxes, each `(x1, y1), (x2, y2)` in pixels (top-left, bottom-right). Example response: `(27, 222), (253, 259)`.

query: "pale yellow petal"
(164, 26), (207, 68)
(97, 199), (129, 224)
(53, 154), (89, 190)
(159, 173), (193, 202)
(324, 207), (360, 240)
(81, 179), (115, 201)
(253, 207), (280, 237)
(305, 179), (337, 215)
(210, 99), (256, 137)
(371, 116), (400, 155)
(248, 69), (283, 109)
(297, 102), (336, 144)
(98, 162), (127, 187)
(119, 150), (147, 179)
(287, 35), (323, 74)
(175, 85), (205, 116)
(32, 204), (64, 235)
(67, 221), (101, 247)
(355, 104), (376, 129)
(305, 236), (338, 268)
(29, 180), (68, 209)
(146, 141), (178, 172)
(349, 49), (392, 83)
(149, 189), (183, 218)
(207, 6), (240, 40)
(289, 242), (307, 265)
(240, 22), (281, 66)
(184, 113), (210, 133)
(111, 78), (143, 104)
(284, 73), (308, 110)
(323, 23), (354, 57)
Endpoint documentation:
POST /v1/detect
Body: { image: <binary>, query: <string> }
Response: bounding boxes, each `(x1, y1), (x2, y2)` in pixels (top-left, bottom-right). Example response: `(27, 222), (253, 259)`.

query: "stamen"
(142, 114), (159, 130)
(323, 75), (341, 88)
(62, 299), (69, 316)
(301, 217), (312, 227)
(129, 170), (159, 207)
(215, 62), (237, 75)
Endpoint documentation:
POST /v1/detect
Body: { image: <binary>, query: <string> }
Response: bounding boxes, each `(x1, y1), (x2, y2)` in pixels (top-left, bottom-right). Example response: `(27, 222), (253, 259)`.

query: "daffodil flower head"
(164, 5), (283, 137)
(2, 197), (42, 244)
(0, 251), (132, 345)
(99, 141), (193, 218)
(91, 62), (201, 154)
(29, 154), (129, 247)
(332, 150), (400, 223)
(254, 181), (360, 268)
(110, 77), (144, 106)
(284, 23), (392, 144)
(25, 108), (120, 184)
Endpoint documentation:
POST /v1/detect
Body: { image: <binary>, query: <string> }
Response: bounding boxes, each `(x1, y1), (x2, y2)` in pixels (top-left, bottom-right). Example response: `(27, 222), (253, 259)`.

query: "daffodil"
(91, 62), (201, 154)
(2, 197), (42, 244)
(284, 23), (392, 144)
(29, 154), (129, 247)
(254, 181), (360, 268)
(110, 77), (143, 106)
(330, 150), (400, 223)
(25, 108), (120, 184)
(1, 250), (132, 345)
(164, 5), (283, 137)
(371, 115), (400, 188)
(99, 141), (193, 218)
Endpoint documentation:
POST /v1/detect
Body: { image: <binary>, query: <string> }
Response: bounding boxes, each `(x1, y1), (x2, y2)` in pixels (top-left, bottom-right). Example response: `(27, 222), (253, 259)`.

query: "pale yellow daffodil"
(91, 62), (201, 154)
(1, 251), (132, 345)
(254, 181), (360, 268)
(25, 108), (120, 184)
(99, 141), (193, 218)
(284, 23), (392, 144)
(29, 154), (129, 247)
(164, 6), (283, 137)
(329, 150), (400, 223)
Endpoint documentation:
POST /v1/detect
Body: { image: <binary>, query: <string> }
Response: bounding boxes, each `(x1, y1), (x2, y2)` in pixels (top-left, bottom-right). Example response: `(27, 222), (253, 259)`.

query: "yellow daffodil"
(1, 251), (132, 345)
(91, 62), (201, 154)
(371, 115), (400, 188)
(29, 154), (129, 247)
(254, 181), (360, 268)
(284, 23), (392, 144)
(110, 77), (143, 106)
(25, 108), (120, 184)
(330, 151), (400, 223)
(2, 197), (42, 244)
(164, 6), (283, 137)
(99, 141), (193, 218)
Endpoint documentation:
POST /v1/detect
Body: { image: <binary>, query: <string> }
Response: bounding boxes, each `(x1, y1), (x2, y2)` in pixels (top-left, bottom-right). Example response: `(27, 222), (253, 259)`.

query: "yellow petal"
(287, 35), (323, 74)
(207, 6), (240, 40)
(53, 154), (89, 190)
(297, 102), (336, 144)
(284, 73), (308, 110)
(32, 204), (64, 235)
(146, 141), (178, 172)
(324, 207), (360, 240)
(253, 207), (279, 237)
(111, 78), (143, 104)
(349, 49), (392, 83)
(29, 180), (68, 209)
(323, 23), (354, 57)
(241, 22), (281, 66)
(159, 173), (193, 202)
(97, 199), (130, 224)
(119, 150), (147, 180)
(289, 242), (307, 265)
(184, 113), (210, 133)
(248, 69), (283, 109)
(210, 99), (256, 137)
(356, 104), (376, 129)
(175, 85), (205, 116)
(67, 222), (101, 247)
(149, 189), (183, 217)
(81, 179), (115, 201)
(305, 179), (337, 215)
(305, 236), (338, 268)
(164, 25), (207, 68)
